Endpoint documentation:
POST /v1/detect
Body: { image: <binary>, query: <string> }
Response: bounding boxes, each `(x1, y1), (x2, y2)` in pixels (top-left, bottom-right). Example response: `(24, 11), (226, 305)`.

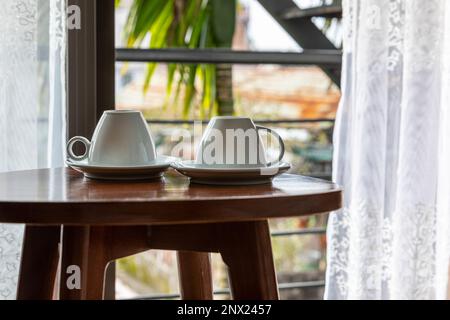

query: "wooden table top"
(0, 168), (342, 225)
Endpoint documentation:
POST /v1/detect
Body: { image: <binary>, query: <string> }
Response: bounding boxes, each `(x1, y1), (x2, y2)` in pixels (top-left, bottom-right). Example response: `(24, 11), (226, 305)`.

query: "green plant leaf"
(142, 0), (174, 93)
(123, 0), (237, 116)
(182, 65), (198, 118)
(163, 63), (177, 109)
(201, 64), (216, 118)
(124, 0), (169, 47)
(210, 0), (236, 47)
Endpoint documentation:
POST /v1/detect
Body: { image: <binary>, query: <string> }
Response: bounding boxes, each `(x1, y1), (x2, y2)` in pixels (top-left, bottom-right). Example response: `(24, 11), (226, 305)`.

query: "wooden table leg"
(59, 226), (113, 300)
(104, 262), (116, 300)
(219, 221), (279, 300)
(85, 226), (111, 300)
(17, 226), (61, 300)
(177, 251), (213, 300)
(59, 226), (90, 300)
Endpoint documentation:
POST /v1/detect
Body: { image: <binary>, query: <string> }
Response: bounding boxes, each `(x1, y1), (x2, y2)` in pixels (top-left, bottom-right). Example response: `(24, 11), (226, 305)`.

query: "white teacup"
(196, 116), (285, 167)
(67, 110), (156, 166)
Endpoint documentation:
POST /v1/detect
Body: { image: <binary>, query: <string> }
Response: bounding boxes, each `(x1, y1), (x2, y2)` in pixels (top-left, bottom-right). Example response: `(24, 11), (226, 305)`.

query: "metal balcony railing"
(116, 48), (342, 66)
(129, 280), (326, 300)
(145, 119), (335, 125)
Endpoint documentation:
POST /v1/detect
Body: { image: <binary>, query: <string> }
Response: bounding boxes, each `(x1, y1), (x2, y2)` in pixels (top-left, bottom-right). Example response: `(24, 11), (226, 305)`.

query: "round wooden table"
(0, 168), (341, 300)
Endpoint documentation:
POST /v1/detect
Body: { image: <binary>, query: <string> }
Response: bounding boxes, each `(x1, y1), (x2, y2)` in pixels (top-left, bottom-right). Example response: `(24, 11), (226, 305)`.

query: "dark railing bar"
(278, 280), (325, 290)
(209, 280), (326, 296)
(42, 118), (335, 125)
(146, 119), (335, 125)
(271, 228), (326, 237)
(130, 293), (180, 300)
(116, 48), (342, 66)
(128, 280), (326, 300)
(282, 5), (342, 20)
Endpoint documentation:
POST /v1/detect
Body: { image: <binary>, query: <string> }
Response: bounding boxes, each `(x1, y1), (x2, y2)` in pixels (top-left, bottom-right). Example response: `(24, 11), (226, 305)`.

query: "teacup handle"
(67, 136), (91, 162)
(256, 126), (285, 167)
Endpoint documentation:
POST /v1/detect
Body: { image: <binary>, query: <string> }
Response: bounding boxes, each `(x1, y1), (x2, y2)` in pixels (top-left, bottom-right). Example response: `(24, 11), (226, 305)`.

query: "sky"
(243, 0), (301, 52)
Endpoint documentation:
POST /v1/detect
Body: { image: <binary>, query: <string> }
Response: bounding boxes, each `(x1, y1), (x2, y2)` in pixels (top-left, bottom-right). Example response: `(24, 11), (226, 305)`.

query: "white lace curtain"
(0, 0), (66, 299)
(326, 0), (450, 299)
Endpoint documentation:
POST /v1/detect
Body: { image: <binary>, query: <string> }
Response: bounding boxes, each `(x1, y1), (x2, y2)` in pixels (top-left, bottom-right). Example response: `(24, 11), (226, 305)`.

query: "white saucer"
(171, 161), (291, 185)
(66, 156), (176, 181)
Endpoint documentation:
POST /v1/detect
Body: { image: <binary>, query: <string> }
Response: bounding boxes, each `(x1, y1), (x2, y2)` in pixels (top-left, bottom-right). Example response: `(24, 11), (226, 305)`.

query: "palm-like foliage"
(118, 0), (237, 118)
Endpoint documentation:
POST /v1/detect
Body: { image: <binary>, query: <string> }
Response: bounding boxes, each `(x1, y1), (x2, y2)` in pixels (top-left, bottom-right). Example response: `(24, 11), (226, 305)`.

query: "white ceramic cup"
(195, 116), (285, 167)
(66, 110), (157, 166)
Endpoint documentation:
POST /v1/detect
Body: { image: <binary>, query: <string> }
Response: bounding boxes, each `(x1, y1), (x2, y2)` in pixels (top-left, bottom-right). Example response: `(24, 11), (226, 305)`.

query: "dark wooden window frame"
(67, 0), (116, 299)
(67, 0), (115, 139)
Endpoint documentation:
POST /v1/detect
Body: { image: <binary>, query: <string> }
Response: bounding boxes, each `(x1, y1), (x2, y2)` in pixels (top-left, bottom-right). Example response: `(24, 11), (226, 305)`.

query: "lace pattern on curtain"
(0, 0), (66, 300)
(325, 0), (450, 300)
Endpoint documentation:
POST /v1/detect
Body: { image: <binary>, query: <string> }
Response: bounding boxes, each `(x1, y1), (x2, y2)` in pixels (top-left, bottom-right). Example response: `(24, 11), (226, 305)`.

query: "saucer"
(66, 156), (176, 181)
(171, 161), (291, 185)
